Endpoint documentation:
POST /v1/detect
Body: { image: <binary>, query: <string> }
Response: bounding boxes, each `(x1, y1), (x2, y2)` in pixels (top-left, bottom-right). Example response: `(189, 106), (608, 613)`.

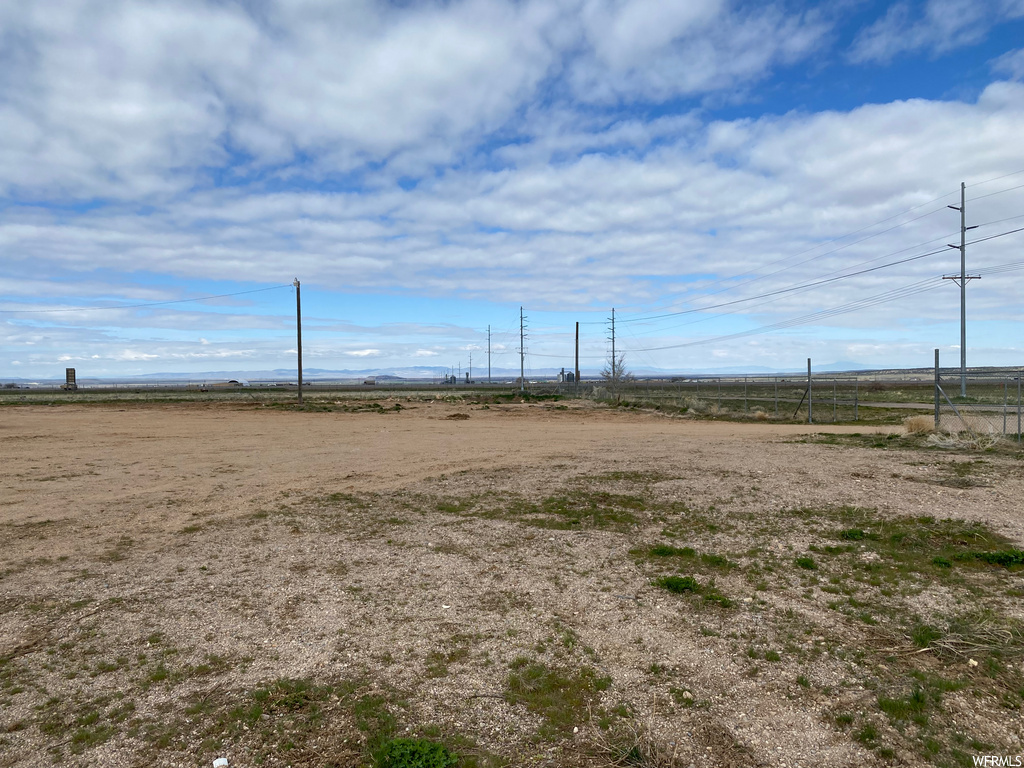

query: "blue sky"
(2, 0), (1024, 379)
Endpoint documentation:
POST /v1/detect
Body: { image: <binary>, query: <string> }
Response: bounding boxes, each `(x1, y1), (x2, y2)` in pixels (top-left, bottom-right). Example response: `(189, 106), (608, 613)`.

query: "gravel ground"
(1, 398), (1023, 768)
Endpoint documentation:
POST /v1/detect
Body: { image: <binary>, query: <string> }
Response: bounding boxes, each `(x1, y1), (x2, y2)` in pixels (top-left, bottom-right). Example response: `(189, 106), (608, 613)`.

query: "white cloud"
(0, 0), (835, 201)
(345, 349), (381, 357)
(993, 47), (1024, 79)
(571, 1), (830, 103)
(849, 0), (1008, 64)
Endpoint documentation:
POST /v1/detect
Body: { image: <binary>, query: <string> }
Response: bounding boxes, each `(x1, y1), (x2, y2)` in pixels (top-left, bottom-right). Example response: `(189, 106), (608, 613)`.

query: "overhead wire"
(542, 180), (1024, 327)
(617, 224), (1024, 354)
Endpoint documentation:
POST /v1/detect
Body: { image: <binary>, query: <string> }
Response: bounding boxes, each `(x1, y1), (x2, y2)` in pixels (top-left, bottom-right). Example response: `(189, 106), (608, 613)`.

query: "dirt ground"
(2, 398), (1023, 768)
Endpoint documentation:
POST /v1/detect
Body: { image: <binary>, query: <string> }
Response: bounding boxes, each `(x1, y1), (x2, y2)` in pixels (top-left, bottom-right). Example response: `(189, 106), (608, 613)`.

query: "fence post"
(1004, 380), (1008, 436)
(774, 377), (778, 418)
(1018, 370), (1022, 442)
(854, 377), (859, 421)
(717, 378), (721, 409)
(744, 377), (748, 412)
(934, 349), (940, 432)
(832, 380), (837, 422)
(807, 358), (812, 424)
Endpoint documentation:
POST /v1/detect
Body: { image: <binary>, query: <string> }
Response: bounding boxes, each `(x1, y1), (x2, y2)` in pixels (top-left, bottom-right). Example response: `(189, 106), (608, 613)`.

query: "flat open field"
(2, 398), (1024, 768)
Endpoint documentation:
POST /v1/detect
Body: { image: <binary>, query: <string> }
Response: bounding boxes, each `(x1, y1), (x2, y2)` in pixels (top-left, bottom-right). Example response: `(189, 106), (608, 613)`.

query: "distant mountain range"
(3, 360), (885, 385)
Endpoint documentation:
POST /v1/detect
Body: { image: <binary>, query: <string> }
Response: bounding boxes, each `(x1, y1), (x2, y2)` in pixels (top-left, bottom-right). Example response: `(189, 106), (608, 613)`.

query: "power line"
(622, 277), (946, 353)
(611, 224), (1024, 354)
(966, 168), (1024, 188)
(530, 181), (1024, 326)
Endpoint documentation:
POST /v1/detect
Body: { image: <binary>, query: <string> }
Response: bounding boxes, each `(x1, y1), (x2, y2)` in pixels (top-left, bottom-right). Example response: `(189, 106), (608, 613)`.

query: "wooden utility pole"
(293, 278), (303, 405)
(487, 325), (491, 384)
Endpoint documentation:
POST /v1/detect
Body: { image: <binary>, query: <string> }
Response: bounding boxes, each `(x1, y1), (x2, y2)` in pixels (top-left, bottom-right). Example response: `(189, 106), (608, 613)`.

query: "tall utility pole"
(575, 321), (580, 391)
(293, 278), (303, 405)
(608, 308), (616, 390)
(519, 307), (526, 393)
(943, 182), (980, 397)
(487, 325), (491, 384)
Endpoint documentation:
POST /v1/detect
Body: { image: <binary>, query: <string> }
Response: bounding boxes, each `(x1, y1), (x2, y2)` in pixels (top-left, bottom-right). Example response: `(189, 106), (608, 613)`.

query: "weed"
(655, 576), (700, 594)
(794, 556), (817, 570)
(957, 550), (1024, 568)
(855, 722), (878, 746)
(911, 624), (942, 649)
(375, 737), (458, 768)
(648, 545), (695, 558)
(878, 688), (928, 724)
(505, 660), (611, 738)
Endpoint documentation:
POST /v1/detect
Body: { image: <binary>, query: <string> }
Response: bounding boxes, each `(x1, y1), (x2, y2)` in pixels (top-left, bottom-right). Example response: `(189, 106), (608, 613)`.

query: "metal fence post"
(832, 380), (837, 422)
(717, 378), (721, 409)
(934, 349), (940, 432)
(1004, 380), (1008, 436)
(854, 377), (859, 421)
(774, 378), (778, 418)
(1018, 370), (1022, 442)
(744, 377), (748, 412)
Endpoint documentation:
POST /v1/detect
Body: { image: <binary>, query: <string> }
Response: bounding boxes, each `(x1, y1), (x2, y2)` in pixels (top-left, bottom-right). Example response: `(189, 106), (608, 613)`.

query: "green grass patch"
(956, 550), (1024, 568)
(504, 660), (611, 739)
(655, 576), (700, 594)
(375, 737), (458, 768)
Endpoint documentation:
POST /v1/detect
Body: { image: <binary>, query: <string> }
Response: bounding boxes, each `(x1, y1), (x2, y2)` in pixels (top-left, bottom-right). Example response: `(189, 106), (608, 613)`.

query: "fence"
(557, 366), (1023, 440)
(934, 369), (1023, 442)
(571, 374), (878, 424)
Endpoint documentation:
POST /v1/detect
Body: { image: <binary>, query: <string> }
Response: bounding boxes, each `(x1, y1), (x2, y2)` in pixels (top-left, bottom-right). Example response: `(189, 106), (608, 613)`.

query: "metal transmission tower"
(942, 182), (980, 397)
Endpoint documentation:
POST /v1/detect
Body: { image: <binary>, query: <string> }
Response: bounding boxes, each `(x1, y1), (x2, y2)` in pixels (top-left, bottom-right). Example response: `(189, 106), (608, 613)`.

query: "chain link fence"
(935, 370), (1023, 443)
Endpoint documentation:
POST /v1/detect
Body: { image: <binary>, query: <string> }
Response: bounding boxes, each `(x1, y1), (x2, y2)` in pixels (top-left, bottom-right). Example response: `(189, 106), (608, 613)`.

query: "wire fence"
(4, 364), (1022, 441)
(935, 370), (1023, 442)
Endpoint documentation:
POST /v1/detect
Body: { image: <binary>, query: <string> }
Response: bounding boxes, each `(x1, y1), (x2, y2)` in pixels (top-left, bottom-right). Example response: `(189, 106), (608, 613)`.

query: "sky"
(2, 0), (1024, 380)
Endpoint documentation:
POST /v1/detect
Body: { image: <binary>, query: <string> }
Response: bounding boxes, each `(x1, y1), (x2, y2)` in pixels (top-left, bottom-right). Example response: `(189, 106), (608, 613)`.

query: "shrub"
(794, 556), (817, 570)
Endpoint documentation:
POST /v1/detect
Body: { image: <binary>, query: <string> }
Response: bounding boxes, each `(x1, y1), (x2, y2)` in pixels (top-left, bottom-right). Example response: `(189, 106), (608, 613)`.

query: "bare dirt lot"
(2, 398), (1023, 768)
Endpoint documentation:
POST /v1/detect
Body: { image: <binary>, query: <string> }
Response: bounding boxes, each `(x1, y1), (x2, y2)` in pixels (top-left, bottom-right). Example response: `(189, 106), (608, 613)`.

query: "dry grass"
(902, 414), (935, 435)
(927, 430), (1003, 450)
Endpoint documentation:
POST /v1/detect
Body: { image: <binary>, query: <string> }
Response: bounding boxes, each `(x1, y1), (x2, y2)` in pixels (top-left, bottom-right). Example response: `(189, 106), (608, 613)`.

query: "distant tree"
(601, 353), (633, 388)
